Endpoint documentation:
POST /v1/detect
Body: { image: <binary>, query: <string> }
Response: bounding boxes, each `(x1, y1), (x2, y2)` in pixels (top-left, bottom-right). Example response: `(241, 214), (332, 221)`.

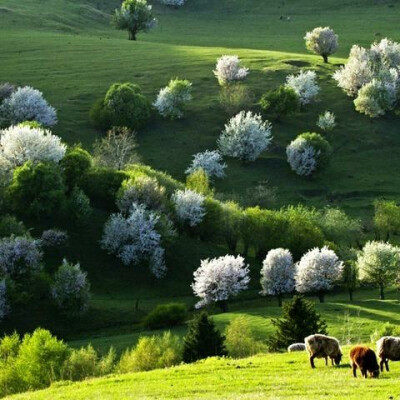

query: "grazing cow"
(288, 343), (306, 352)
(305, 334), (342, 368)
(376, 336), (400, 372)
(350, 345), (380, 378)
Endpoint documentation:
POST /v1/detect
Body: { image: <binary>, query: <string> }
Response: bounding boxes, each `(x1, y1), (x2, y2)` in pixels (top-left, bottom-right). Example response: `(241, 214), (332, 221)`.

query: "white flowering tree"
(285, 70), (319, 105)
(295, 246), (344, 302)
(192, 255), (250, 311)
(304, 27), (338, 63)
(356, 241), (400, 300)
(172, 189), (206, 227)
(0, 280), (8, 322)
(333, 38), (400, 117)
(214, 56), (249, 86)
(0, 86), (57, 126)
(286, 137), (317, 176)
(0, 125), (66, 170)
(51, 259), (91, 317)
(101, 202), (167, 278)
(260, 248), (295, 306)
(0, 236), (42, 279)
(40, 229), (68, 248)
(158, 0), (185, 5)
(113, 0), (157, 40)
(154, 79), (192, 119)
(185, 150), (227, 180)
(317, 111), (336, 132)
(218, 111), (272, 162)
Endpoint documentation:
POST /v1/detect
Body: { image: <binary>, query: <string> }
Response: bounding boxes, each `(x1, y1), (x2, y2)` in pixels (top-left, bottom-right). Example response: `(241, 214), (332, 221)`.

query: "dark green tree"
(183, 312), (226, 363)
(269, 295), (327, 351)
(60, 146), (92, 190)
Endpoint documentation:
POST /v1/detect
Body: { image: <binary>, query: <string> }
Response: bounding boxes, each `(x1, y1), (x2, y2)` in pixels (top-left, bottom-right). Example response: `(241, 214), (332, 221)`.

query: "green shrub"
(90, 82), (151, 130)
(269, 295), (327, 351)
(186, 168), (212, 195)
(298, 132), (332, 168)
(219, 83), (253, 115)
(183, 312), (226, 363)
(0, 215), (26, 237)
(67, 186), (92, 225)
(225, 317), (267, 358)
(143, 303), (187, 330)
(62, 345), (99, 381)
(60, 146), (92, 190)
(260, 85), (300, 119)
(80, 167), (129, 210)
(118, 332), (182, 373)
(370, 322), (400, 343)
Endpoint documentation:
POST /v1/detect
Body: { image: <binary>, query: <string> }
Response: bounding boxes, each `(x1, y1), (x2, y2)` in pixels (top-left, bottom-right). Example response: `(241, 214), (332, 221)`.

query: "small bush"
(143, 303), (187, 330)
(260, 85), (300, 120)
(219, 83), (253, 115)
(62, 345), (99, 381)
(186, 168), (212, 195)
(0, 215), (26, 237)
(60, 146), (92, 190)
(370, 322), (400, 343)
(225, 317), (267, 358)
(118, 332), (182, 373)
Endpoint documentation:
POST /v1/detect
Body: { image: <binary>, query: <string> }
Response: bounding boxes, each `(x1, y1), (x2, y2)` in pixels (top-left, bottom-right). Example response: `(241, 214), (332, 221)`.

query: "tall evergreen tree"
(269, 295), (327, 351)
(183, 312), (226, 363)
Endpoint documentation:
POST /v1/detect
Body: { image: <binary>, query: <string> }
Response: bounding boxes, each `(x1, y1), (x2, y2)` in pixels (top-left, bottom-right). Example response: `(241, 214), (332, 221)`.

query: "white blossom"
(218, 111), (272, 162)
(304, 27), (338, 62)
(214, 56), (249, 86)
(192, 255), (250, 308)
(185, 150), (227, 179)
(172, 189), (206, 227)
(286, 137), (318, 176)
(158, 0), (185, 6)
(295, 246), (344, 295)
(285, 70), (319, 105)
(40, 229), (68, 247)
(0, 280), (8, 322)
(317, 111), (336, 132)
(0, 86), (57, 126)
(260, 248), (295, 296)
(153, 79), (192, 119)
(51, 259), (91, 316)
(0, 236), (42, 278)
(0, 125), (66, 170)
(357, 241), (400, 288)
(101, 202), (166, 278)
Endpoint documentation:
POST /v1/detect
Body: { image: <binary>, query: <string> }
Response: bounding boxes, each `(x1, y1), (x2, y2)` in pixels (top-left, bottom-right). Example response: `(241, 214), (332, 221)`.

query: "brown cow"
(349, 345), (380, 378)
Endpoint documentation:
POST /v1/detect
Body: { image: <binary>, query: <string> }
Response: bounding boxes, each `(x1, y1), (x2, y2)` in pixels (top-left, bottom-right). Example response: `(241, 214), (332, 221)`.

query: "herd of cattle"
(288, 334), (400, 378)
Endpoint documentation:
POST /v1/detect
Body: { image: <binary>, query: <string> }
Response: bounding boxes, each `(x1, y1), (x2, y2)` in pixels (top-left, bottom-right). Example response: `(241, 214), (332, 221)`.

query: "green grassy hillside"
(8, 347), (400, 400)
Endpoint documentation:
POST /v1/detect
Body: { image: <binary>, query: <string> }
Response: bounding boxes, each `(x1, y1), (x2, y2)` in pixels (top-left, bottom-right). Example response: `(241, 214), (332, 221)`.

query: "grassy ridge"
(8, 348), (400, 400)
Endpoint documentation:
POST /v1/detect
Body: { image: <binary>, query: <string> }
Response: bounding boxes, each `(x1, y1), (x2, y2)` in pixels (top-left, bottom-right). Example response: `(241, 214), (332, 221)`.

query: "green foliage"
(225, 316), (267, 358)
(0, 215), (26, 237)
(183, 312), (226, 363)
(260, 85), (300, 119)
(67, 186), (92, 225)
(269, 295), (328, 351)
(80, 167), (129, 210)
(143, 303), (187, 330)
(219, 83), (253, 115)
(298, 132), (332, 168)
(60, 146), (92, 190)
(17, 121), (43, 129)
(6, 161), (67, 219)
(374, 199), (400, 240)
(118, 332), (182, 373)
(91, 82), (151, 130)
(370, 322), (400, 343)
(342, 261), (359, 301)
(186, 168), (212, 195)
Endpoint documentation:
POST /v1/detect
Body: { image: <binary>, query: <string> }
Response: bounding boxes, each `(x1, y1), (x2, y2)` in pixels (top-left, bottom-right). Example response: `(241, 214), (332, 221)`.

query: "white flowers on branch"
(260, 249), (295, 305)
(333, 38), (400, 117)
(192, 255), (250, 309)
(51, 259), (91, 316)
(304, 27), (338, 63)
(218, 111), (272, 162)
(172, 189), (206, 227)
(158, 0), (185, 6)
(285, 70), (319, 105)
(0, 125), (66, 170)
(286, 137), (317, 176)
(317, 111), (336, 132)
(295, 246), (344, 302)
(0, 280), (8, 322)
(101, 202), (167, 278)
(185, 150), (227, 179)
(214, 56), (249, 86)
(40, 229), (68, 248)
(0, 86), (57, 126)
(154, 79), (192, 119)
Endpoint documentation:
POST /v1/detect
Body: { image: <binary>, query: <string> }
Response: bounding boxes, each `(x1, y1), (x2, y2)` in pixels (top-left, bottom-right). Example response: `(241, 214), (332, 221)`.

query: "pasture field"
(7, 348), (400, 400)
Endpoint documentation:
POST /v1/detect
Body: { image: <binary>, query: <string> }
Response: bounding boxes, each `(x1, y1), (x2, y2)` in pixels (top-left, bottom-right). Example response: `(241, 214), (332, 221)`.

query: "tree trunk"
(318, 292), (325, 303)
(349, 290), (353, 302)
(219, 300), (228, 313)
(277, 294), (282, 307)
(128, 30), (137, 40)
(322, 54), (328, 63)
(380, 285), (385, 300)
